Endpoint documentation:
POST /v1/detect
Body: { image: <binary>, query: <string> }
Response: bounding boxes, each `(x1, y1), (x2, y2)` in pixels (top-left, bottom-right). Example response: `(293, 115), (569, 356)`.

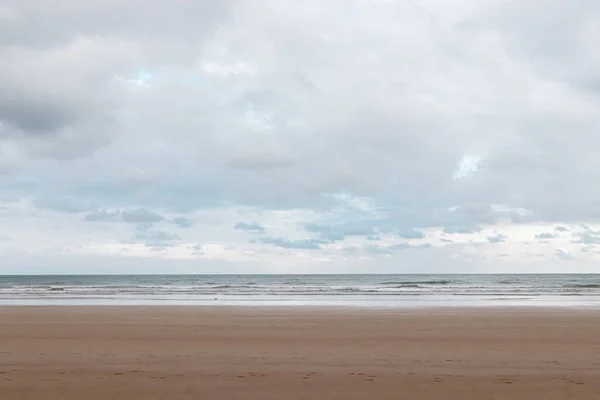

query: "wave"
(392, 284), (423, 289)
(565, 284), (600, 289)
(90, 285), (145, 289)
(212, 285), (263, 289)
(380, 280), (451, 285)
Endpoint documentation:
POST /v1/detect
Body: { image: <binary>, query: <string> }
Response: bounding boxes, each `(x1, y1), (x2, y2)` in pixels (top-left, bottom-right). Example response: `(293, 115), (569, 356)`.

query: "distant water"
(1, 274), (600, 307)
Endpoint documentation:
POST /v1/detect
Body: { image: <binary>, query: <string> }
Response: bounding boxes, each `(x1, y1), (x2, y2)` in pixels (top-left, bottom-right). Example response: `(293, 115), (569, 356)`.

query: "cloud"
(553, 249), (572, 260)
(487, 233), (507, 243)
(121, 208), (164, 223)
(234, 221), (265, 232)
(394, 228), (425, 239)
(304, 221), (375, 240)
(258, 236), (329, 250)
(365, 242), (430, 254)
(0, 1), (231, 159)
(572, 229), (600, 245)
(535, 232), (555, 240)
(4, 0), (592, 221)
(84, 209), (122, 222)
(365, 245), (395, 255)
(172, 217), (194, 228)
(304, 220), (424, 241)
(3, 0), (597, 223)
(443, 225), (481, 234)
(133, 230), (181, 248)
(555, 226), (570, 232)
(581, 245), (597, 253)
(134, 222), (155, 232)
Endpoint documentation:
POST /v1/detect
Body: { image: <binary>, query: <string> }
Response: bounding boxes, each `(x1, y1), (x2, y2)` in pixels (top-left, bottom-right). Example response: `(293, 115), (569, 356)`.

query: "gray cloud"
(0, 0), (231, 160)
(121, 208), (164, 223)
(304, 221), (375, 241)
(365, 242), (430, 254)
(0, 99), (75, 133)
(171, 217), (194, 228)
(555, 226), (570, 232)
(581, 245), (597, 253)
(572, 229), (600, 245)
(535, 232), (555, 240)
(234, 221), (265, 233)
(366, 244), (402, 255)
(257, 236), (329, 250)
(553, 249), (572, 260)
(84, 209), (121, 222)
(304, 220), (424, 241)
(443, 225), (481, 235)
(133, 230), (181, 248)
(134, 222), (154, 232)
(487, 233), (507, 243)
(396, 228), (425, 239)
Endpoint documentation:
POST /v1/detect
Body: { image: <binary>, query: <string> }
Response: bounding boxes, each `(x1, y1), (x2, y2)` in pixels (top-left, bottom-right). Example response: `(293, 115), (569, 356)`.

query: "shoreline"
(2, 303), (600, 310)
(2, 298), (600, 308)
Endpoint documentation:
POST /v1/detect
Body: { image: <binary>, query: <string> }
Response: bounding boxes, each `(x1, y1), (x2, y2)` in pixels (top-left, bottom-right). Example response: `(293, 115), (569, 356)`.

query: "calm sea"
(1, 274), (600, 307)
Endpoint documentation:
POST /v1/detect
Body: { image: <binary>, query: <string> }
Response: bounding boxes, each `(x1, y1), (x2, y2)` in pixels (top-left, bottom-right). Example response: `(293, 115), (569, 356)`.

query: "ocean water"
(1, 274), (600, 307)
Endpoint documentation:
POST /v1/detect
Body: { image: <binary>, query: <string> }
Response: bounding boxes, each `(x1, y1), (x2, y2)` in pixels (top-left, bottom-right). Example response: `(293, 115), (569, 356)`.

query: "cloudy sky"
(1, 0), (599, 274)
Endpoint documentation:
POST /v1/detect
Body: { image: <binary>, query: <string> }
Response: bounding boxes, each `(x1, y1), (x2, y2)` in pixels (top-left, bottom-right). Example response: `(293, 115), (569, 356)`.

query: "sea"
(1, 274), (600, 307)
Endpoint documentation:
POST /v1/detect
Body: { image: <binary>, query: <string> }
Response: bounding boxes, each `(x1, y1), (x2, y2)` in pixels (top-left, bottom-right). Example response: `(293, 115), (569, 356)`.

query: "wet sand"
(1, 307), (599, 399)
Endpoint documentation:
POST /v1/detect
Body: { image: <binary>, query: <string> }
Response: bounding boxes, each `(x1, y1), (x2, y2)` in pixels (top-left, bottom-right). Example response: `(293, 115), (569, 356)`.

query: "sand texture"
(1, 307), (599, 399)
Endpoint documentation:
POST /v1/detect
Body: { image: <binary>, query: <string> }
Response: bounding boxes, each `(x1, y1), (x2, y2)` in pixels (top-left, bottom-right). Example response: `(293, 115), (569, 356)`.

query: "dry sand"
(1, 307), (599, 399)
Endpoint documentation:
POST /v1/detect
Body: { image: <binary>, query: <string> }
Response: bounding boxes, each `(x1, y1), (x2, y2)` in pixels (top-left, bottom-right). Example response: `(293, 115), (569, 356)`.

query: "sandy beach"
(1, 307), (599, 399)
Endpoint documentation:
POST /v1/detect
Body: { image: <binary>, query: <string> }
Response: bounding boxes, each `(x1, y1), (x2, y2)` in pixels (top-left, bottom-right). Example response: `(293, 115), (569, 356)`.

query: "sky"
(1, 0), (600, 274)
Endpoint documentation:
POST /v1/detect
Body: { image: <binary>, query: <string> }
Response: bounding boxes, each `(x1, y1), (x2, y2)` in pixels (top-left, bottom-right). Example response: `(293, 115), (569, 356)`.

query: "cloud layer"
(1, 0), (600, 273)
